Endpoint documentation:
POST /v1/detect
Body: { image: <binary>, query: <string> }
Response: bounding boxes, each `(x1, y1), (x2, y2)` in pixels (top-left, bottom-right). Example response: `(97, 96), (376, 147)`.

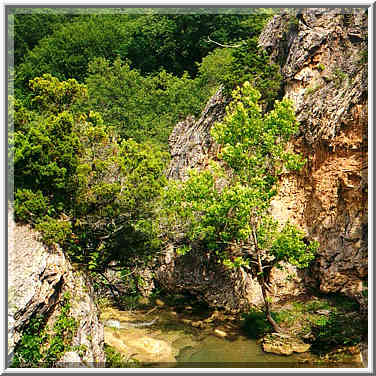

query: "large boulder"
(262, 333), (311, 356)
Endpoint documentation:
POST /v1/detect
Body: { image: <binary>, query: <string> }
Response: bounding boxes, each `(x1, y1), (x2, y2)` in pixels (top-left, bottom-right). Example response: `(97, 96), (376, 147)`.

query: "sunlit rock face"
(260, 8), (367, 303)
(8, 208), (105, 366)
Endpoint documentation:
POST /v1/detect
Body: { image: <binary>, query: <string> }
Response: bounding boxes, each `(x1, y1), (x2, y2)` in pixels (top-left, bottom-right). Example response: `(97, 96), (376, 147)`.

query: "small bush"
(11, 293), (77, 368)
(288, 16), (299, 30)
(104, 344), (140, 368)
(359, 50), (368, 65)
(11, 314), (47, 367)
(332, 68), (348, 88)
(104, 344), (127, 368)
(14, 189), (49, 222)
(241, 309), (279, 338)
(35, 216), (72, 247)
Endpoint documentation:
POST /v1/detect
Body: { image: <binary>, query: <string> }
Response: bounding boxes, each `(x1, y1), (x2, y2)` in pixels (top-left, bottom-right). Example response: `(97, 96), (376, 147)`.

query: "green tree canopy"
(12, 74), (168, 271)
(12, 11), (80, 67)
(15, 11), (274, 93)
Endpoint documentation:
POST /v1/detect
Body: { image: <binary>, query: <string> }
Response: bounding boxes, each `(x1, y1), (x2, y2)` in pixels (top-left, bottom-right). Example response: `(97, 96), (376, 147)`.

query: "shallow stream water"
(101, 305), (363, 368)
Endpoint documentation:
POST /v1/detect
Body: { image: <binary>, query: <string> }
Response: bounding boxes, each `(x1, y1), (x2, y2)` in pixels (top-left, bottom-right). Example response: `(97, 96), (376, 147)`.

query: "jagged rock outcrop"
(155, 8), (367, 309)
(166, 87), (230, 181)
(8, 208), (105, 367)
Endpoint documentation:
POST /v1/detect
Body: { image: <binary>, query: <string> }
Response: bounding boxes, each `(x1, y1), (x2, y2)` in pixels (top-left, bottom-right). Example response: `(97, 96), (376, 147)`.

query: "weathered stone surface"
(155, 244), (264, 311)
(260, 8), (368, 302)
(127, 336), (174, 362)
(8, 208), (105, 366)
(166, 87), (230, 181)
(262, 333), (311, 355)
(56, 352), (87, 368)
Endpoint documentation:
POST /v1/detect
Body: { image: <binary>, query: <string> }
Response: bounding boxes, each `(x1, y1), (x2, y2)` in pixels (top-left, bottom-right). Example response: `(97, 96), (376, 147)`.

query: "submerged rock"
(213, 328), (227, 338)
(104, 327), (176, 363)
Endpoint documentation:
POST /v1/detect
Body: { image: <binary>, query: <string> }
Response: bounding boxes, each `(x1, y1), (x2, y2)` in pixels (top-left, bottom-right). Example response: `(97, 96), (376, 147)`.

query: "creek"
(100, 302), (363, 368)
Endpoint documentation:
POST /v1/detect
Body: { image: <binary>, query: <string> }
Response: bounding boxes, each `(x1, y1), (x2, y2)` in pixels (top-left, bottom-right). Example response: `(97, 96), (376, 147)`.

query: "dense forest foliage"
(10, 8), (317, 309)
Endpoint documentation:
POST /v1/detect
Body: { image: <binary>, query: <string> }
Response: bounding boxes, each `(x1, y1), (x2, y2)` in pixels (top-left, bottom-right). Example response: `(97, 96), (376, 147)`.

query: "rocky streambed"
(100, 298), (365, 368)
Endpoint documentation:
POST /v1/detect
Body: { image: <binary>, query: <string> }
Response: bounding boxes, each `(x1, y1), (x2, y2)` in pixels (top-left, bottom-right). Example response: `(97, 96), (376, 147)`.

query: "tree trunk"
(253, 240), (282, 333)
(260, 280), (281, 333)
(250, 228), (283, 333)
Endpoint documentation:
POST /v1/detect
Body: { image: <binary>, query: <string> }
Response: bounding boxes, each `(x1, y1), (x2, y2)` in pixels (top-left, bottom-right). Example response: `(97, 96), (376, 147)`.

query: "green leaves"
(14, 189), (49, 222)
(30, 74), (87, 114)
(85, 57), (211, 146)
(212, 82), (303, 184)
(11, 314), (47, 367)
(270, 223), (318, 267)
(35, 216), (72, 247)
(15, 12), (267, 95)
(13, 109), (80, 215)
(11, 294), (77, 368)
(220, 35), (282, 110)
(70, 119), (168, 269)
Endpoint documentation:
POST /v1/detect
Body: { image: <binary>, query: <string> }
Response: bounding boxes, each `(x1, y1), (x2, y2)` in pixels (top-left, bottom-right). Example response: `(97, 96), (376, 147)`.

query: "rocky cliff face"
(8, 209), (105, 367)
(259, 8), (367, 304)
(155, 8), (367, 309)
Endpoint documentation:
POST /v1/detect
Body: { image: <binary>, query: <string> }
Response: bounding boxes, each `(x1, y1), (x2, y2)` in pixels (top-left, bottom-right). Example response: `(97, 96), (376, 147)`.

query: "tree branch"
(206, 36), (244, 48)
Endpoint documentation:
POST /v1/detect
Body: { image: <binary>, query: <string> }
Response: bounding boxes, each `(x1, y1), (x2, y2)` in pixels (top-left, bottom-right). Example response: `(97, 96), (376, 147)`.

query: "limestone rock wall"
(260, 8), (368, 303)
(8, 208), (105, 367)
